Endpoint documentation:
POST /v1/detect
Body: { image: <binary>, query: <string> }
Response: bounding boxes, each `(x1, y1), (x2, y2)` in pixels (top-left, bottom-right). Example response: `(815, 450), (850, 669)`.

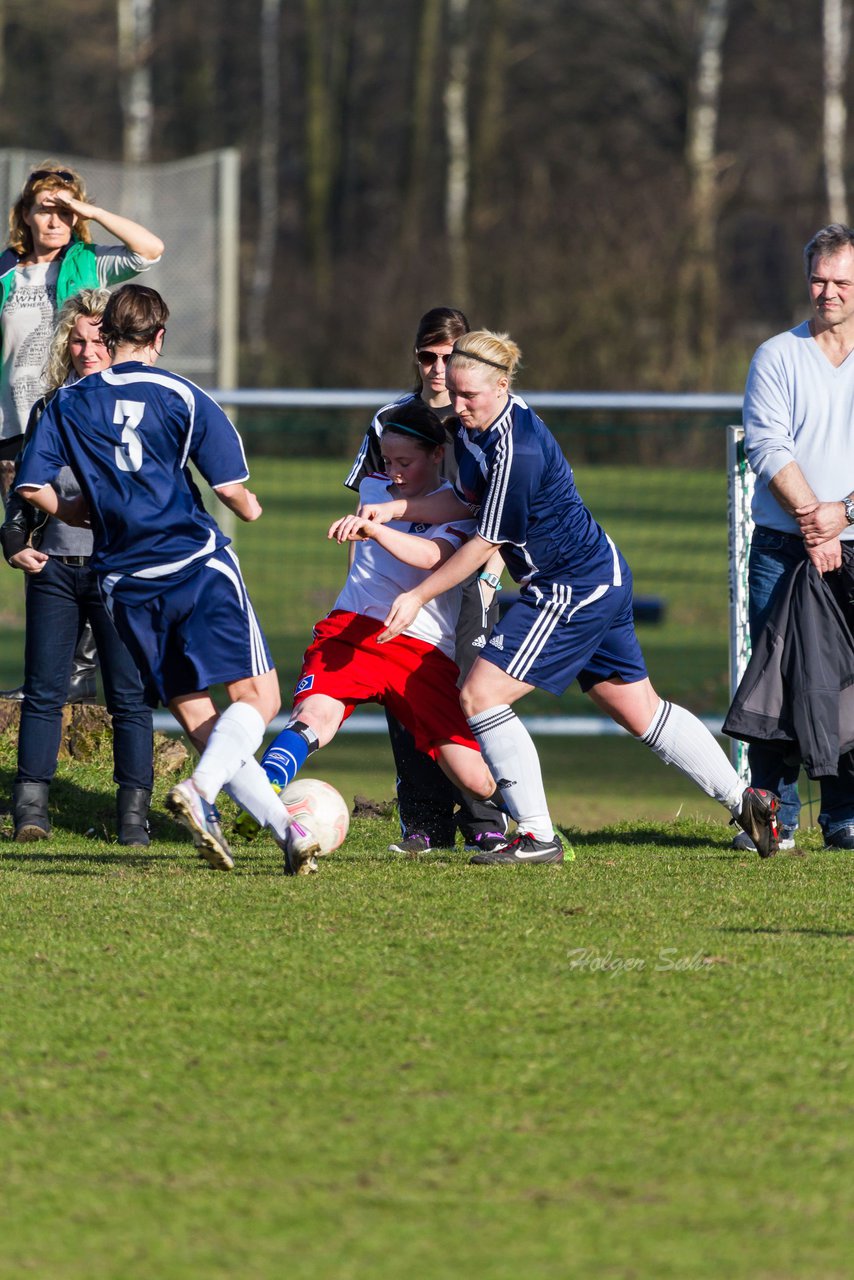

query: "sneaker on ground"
(464, 830), (511, 854)
(469, 831), (565, 865)
(166, 779), (234, 871)
(281, 819), (321, 876)
(388, 833), (431, 855)
(732, 829), (795, 853)
(731, 787), (781, 858)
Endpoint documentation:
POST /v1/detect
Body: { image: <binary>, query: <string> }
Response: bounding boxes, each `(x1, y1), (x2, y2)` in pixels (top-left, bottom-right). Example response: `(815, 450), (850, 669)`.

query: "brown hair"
(8, 161), (91, 256)
(101, 284), (170, 353)
(382, 399), (446, 451)
(412, 306), (470, 393)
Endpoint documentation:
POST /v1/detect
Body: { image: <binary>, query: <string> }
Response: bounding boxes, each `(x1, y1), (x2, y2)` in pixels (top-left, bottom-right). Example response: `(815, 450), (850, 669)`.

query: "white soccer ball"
(279, 778), (350, 855)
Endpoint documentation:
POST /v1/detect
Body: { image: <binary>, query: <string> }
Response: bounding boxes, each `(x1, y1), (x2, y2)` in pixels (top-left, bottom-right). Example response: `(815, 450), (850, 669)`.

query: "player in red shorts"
(258, 399), (503, 865)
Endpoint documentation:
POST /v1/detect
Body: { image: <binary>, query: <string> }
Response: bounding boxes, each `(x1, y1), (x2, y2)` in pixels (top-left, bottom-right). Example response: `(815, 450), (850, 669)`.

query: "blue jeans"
(16, 557), (153, 790)
(748, 526), (854, 837)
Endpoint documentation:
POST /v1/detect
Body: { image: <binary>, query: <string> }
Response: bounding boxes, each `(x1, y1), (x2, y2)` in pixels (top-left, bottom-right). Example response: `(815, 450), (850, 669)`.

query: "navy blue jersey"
(16, 361), (249, 599)
(453, 394), (620, 589)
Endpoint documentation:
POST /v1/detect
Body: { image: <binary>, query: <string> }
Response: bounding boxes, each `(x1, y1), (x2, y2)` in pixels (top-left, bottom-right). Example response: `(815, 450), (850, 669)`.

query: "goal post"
(727, 424), (753, 780)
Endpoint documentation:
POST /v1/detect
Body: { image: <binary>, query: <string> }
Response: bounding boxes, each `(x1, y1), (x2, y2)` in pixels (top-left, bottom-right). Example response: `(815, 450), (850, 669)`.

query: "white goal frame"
(727, 425), (753, 781)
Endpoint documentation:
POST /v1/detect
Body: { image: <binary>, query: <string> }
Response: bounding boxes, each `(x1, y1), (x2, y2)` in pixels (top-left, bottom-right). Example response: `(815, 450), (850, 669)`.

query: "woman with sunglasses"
(0, 161), (163, 702)
(344, 307), (509, 856)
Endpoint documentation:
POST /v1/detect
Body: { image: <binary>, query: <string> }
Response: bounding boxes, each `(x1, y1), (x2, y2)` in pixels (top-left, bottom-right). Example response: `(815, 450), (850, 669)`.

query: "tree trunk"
(444, 0), (471, 307)
(824, 0), (852, 225)
(248, 0), (281, 361)
(401, 0), (442, 253)
(117, 0), (154, 167)
(672, 0), (729, 389)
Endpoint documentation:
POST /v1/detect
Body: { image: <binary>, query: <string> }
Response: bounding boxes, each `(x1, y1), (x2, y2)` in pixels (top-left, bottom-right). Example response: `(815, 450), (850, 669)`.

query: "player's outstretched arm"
(50, 190), (164, 260)
(377, 534), (499, 643)
(214, 482), (262, 522)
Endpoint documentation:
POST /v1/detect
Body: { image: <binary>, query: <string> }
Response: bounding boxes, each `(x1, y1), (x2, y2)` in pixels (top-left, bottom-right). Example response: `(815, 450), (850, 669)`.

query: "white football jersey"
(333, 476), (475, 658)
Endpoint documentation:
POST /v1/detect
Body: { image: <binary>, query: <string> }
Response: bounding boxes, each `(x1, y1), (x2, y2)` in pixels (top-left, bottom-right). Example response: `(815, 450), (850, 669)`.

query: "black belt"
(51, 554), (90, 566)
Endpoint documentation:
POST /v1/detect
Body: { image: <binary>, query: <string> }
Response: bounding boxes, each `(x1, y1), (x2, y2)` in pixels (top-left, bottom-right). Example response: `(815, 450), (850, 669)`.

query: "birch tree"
(248, 0), (281, 359)
(824, 0), (851, 225)
(117, 0), (154, 167)
(444, 0), (471, 306)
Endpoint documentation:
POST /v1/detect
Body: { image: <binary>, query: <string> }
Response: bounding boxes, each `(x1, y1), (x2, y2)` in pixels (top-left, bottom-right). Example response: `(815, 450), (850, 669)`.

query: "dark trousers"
(390, 575), (500, 844)
(16, 557), (153, 789)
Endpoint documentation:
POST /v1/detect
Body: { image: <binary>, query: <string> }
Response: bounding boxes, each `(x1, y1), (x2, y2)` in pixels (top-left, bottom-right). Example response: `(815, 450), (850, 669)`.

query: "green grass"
(0, 726), (850, 1279)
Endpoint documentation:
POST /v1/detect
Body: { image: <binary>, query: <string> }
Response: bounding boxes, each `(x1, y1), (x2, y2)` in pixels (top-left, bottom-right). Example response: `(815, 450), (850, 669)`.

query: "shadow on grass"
(560, 827), (721, 850)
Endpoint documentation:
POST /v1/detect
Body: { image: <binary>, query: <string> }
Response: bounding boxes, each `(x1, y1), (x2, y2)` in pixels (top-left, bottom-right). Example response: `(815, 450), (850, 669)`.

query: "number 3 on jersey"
(114, 400), (145, 472)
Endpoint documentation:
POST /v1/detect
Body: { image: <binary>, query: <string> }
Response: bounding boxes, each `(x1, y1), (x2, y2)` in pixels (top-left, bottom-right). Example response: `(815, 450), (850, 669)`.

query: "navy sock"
(261, 720), (319, 789)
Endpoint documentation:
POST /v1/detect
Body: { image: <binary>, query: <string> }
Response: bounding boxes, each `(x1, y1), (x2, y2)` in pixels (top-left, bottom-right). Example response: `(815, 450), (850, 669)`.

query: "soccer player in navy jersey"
(332, 329), (782, 864)
(15, 283), (316, 874)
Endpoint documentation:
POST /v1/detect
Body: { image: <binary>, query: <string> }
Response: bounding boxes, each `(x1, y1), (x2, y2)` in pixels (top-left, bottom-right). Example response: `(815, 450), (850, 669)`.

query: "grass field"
(0, 724), (851, 1280)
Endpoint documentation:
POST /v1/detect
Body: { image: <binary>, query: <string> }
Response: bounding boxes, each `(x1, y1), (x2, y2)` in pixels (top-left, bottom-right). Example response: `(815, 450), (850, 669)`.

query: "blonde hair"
(449, 330), (522, 385)
(7, 160), (91, 256)
(43, 288), (111, 395)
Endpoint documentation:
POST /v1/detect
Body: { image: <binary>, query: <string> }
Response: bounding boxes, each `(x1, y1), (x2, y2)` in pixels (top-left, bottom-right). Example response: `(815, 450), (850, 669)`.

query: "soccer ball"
(279, 778), (350, 855)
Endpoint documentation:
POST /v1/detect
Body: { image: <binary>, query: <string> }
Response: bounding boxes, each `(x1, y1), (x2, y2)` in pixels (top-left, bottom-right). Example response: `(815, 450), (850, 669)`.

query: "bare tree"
(824, 0), (852, 225)
(672, 0), (730, 389)
(401, 0), (443, 252)
(444, 0), (471, 306)
(117, 0), (154, 166)
(248, 0), (281, 360)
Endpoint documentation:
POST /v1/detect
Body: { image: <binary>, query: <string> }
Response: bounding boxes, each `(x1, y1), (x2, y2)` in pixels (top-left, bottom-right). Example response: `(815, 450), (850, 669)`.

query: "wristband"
(478, 570), (501, 590)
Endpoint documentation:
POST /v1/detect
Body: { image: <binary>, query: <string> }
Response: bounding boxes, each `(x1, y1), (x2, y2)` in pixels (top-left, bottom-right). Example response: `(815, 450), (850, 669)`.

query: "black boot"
(117, 788), (151, 847)
(13, 781), (51, 841)
(67, 622), (98, 705)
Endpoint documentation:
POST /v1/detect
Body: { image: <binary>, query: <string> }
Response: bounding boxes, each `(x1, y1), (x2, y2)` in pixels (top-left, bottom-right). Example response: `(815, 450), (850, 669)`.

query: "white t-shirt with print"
(0, 246), (158, 440)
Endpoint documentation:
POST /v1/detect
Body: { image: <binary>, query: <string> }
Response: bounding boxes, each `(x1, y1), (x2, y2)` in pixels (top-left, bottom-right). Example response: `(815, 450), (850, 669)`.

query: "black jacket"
(723, 550), (854, 778)
(0, 395), (50, 561)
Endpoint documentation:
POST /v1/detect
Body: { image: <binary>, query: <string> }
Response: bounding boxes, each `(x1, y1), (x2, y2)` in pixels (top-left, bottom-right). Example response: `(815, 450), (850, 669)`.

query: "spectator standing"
(0, 161), (163, 701)
(736, 222), (854, 849)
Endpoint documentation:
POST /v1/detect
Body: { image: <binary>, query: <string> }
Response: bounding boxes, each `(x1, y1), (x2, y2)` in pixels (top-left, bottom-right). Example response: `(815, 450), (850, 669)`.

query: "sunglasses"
(416, 349), (451, 367)
(28, 169), (76, 186)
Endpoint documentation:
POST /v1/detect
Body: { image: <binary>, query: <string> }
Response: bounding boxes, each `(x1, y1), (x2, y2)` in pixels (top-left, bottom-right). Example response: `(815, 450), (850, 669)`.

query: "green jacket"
(0, 237), (100, 362)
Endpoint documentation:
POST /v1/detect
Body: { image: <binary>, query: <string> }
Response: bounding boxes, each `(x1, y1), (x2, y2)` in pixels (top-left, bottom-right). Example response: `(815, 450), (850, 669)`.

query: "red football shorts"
(293, 610), (479, 760)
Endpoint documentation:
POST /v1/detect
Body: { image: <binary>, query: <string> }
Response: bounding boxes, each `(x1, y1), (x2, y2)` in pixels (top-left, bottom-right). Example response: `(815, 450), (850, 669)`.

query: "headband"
(450, 345), (509, 372)
(384, 420), (443, 446)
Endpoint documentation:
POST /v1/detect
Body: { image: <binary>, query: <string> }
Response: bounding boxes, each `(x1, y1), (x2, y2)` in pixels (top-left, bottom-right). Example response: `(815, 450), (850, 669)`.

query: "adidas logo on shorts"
(472, 635), (486, 648)
(488, 634), (505, 650)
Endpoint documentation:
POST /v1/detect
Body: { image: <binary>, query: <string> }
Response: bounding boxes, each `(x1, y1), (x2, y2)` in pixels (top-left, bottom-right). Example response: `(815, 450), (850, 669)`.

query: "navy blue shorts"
(480, 574), (648, 696)
(109, 547), (273, 707)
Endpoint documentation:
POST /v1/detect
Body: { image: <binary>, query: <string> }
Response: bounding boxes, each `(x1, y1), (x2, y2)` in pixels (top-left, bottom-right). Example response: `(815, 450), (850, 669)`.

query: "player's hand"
(8, 548), (48, 574)
(795, 500), (847, 546)
(45, 188), (87, 218)
(806, 536), (843, 575)
(240, 489), (263, 521)
(377, 590), (422, 642)
(328, 514), (372, 542)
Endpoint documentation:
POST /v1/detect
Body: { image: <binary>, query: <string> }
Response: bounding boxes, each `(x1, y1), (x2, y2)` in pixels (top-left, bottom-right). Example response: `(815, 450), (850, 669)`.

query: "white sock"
(640, 700), (743, 811)
(467, 705), (554, 841)
(224, 758), (291, 840)
(193, 702), (267, 803)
